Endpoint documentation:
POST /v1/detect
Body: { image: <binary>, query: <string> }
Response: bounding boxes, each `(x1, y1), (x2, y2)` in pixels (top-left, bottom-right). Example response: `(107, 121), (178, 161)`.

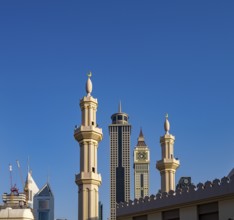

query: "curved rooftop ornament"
(86, 71), (93, 96)
(164, 113), (170, 134)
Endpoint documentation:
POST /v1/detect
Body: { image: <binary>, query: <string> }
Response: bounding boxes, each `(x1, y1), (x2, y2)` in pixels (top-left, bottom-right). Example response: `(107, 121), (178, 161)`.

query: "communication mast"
(9, 163), (19, 195)
(16, 160), (25, 191)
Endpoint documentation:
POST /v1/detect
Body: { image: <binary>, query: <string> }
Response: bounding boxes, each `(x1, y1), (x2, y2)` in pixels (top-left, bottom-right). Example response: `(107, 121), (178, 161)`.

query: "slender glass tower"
(109, 103), (131, 220)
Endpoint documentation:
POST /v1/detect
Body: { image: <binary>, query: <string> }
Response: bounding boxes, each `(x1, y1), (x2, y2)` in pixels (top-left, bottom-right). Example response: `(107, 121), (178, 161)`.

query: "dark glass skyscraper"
(109, 103), (131, 220)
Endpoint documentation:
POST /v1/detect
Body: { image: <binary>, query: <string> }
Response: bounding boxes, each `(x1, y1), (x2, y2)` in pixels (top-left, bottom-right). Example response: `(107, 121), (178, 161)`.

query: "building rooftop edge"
(116, 175), (234, 217)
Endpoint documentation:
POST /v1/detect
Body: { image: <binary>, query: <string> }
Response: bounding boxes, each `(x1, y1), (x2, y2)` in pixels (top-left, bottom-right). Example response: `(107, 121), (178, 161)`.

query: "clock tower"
(133, 129), (150, 199)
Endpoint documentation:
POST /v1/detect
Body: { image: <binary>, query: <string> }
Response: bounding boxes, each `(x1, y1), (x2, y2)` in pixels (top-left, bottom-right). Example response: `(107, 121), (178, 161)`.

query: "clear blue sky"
(0, 1), (234, 220)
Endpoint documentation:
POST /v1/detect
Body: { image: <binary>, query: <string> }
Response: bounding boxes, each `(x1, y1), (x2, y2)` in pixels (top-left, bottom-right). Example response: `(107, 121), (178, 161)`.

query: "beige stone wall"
(180, 206), (197, 220)
(219, 198), (234, 220)
(148, 212), (161, 220)
(117, 200), (234, 220)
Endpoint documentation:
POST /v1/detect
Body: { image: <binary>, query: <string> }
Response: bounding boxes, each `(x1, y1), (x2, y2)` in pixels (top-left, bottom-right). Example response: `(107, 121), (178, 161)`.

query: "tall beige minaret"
(74, 73), (103, 220)
(156, 114), (180, 193)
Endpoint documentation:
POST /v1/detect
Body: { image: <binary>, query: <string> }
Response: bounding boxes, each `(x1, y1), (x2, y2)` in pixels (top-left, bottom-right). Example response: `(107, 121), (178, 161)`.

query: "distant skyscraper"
(99, 201), (103, 220)
(33, 183), (54, 220)
(109, 102), (131, 220)
(156, 115), (180, 193)
(74, 73), (103, 220)
(133, 129), (150, 199)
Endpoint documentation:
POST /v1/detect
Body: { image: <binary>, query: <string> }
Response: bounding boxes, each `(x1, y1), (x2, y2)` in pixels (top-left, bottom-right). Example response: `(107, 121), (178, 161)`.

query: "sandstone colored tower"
(133, 129), (150, 199)
(74, 73), (103, 220)
(156, 114), (180, 193)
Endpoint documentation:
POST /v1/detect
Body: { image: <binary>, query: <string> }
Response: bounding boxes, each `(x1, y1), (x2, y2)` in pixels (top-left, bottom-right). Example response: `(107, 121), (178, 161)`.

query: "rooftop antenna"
(47, 168), (50, 183)
(9, 164), (13, 189)
(9, 163), (19, 195)
(16, 160), (25, 191)
(118, 101), (122, 113)
(27, 156), (30, 173)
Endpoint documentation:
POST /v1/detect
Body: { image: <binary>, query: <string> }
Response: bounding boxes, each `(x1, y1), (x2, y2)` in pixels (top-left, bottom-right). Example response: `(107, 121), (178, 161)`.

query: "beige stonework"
(116, 175), (234, 220)
(148, 212), (161, 220)
(74, 74), (103, 220)
(133, 129), (150, 200)
(180, 206), (197, 220)
(156, 116), (180, 193)
(219, 198), (234, 220)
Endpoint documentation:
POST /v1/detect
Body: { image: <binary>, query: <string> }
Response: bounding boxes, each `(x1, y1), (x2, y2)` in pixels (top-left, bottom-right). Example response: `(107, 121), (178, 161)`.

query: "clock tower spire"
(133, 128), (150, 199)
(74, 73), (103, 220)
(156, 114), (180, 193)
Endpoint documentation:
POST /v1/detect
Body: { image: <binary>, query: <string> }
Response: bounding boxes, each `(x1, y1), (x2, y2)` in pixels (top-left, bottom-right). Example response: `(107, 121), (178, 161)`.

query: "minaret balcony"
(75, 172), (102, 186)
(156, 158), (180, 170)
(74, 125), (103, 142)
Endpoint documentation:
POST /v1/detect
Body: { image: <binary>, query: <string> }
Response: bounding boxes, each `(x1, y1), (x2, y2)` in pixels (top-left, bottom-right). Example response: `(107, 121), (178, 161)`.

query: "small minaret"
(156, 114), (180, 193)
(74, 73), (103, 220)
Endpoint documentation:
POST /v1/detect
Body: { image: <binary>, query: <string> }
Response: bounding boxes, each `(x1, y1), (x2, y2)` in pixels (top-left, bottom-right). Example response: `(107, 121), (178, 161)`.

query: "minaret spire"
(86, 71), (93, 97)
(164, 113), (170, 134)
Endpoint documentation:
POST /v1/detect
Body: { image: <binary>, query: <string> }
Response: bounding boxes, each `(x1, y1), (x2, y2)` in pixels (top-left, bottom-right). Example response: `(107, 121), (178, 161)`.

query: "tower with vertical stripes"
(109, 103), (131, 220)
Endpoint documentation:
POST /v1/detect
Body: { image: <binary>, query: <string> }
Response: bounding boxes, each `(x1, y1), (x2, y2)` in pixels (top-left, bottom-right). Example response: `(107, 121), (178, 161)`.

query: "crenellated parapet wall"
(116, 175), (234, 217)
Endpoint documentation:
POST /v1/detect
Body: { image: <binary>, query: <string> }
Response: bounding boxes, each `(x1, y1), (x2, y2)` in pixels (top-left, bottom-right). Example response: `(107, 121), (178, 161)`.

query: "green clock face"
(137, 152), (146, 160)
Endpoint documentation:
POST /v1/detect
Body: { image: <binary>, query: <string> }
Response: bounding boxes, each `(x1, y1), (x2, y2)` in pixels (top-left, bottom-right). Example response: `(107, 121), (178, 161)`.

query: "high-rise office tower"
(33, 183), (54, 220)
(156, 114), (180, 193)
(98, 201), (103, 220)
(133, 129), (150, 199)
(74, 73), (103, 220)
(109, 103), (131, 220)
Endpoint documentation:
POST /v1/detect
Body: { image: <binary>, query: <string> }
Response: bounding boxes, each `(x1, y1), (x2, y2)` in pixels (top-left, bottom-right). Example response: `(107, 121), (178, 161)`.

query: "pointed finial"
(86, 71), (93, 96)
(47, 168), (50, 183)
(139, 127), (143, 137)
(87, 71), (92, 78)
(137, 127), (147, 146)
(164, 113), (170, 134)
(118, 101), (122, 113)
